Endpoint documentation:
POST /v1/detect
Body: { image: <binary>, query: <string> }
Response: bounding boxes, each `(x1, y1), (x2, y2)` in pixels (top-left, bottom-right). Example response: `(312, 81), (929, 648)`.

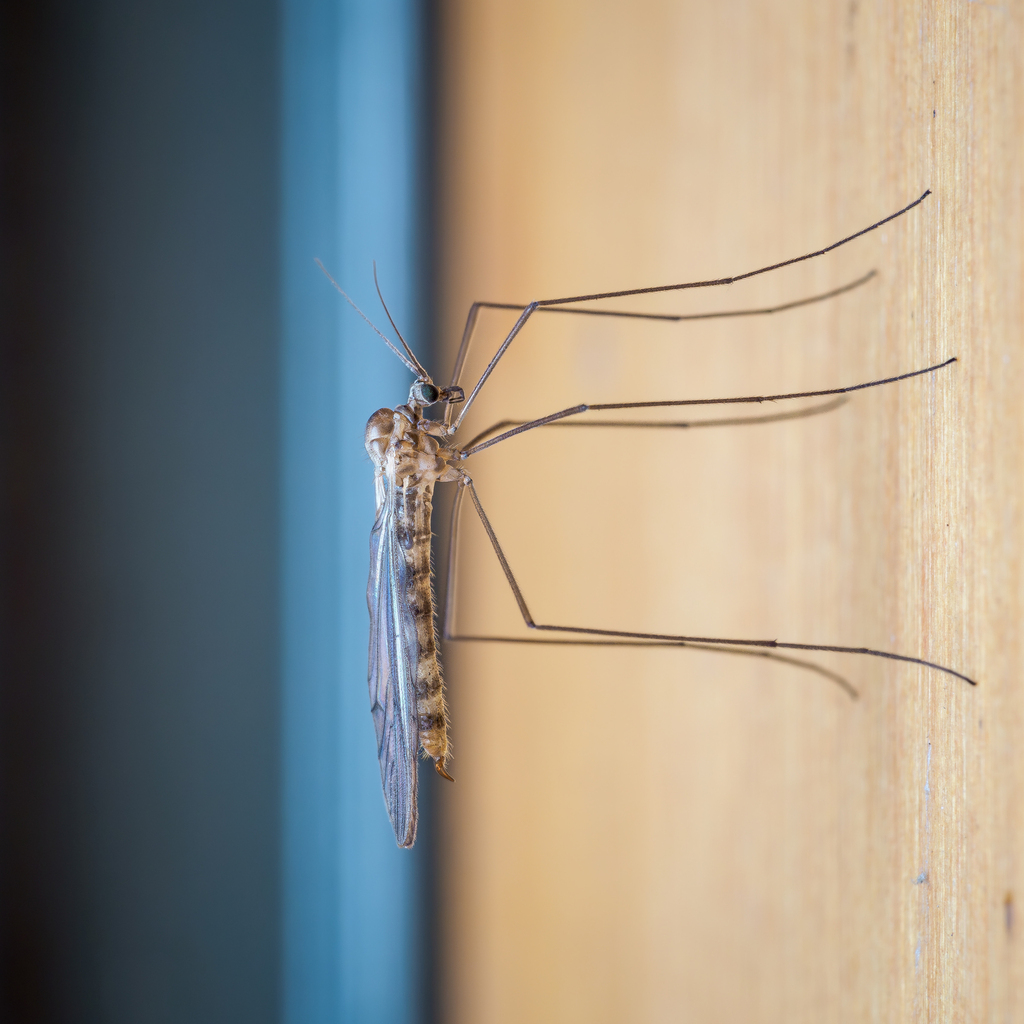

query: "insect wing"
(367, 486), (420, 847)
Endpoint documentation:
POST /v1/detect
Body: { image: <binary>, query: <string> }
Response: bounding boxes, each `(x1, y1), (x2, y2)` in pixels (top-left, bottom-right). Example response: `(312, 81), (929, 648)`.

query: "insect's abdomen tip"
(435, 760), (455, 782)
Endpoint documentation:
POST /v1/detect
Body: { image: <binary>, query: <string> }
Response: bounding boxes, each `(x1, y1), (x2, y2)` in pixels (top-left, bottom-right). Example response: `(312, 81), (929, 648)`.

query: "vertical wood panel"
(436, 1), (1022, 1020)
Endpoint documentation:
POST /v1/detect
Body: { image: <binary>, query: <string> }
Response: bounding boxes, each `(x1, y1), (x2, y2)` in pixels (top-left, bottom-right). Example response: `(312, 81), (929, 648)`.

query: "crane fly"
(318, 190), (975, 848)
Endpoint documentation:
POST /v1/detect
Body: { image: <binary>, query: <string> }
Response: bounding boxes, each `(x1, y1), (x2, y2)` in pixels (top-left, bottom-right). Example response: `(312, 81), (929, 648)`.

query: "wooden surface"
(434, 2), (1023, 1019)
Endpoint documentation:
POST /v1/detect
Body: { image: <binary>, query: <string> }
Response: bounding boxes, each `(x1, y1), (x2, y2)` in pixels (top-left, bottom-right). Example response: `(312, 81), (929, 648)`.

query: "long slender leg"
(459, 477), (976, 687)
(444, 303), (484, 428)
(441, 479), (469, 644)
(460, 397), (848, 451)
(461, 358), (956, 458)
(440, 477), (857, 698)
(452, 192), (930, 430)
(470, 270), (877, 325)
(449, 636), (860, 700)
(444, 271), (877, 425)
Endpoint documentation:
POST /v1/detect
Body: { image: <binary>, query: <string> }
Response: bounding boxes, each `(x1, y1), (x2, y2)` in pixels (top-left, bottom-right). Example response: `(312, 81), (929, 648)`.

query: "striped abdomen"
(393, 478), (450, 774)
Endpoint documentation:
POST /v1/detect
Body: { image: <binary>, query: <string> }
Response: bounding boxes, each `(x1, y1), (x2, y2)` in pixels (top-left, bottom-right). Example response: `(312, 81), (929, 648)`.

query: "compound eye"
(415, 382), (440, 405)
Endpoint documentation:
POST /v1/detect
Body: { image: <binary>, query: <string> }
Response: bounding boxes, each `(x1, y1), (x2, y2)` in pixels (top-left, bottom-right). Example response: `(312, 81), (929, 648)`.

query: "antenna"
(314, 258), (420, 376)
(372, 262), (430, 379)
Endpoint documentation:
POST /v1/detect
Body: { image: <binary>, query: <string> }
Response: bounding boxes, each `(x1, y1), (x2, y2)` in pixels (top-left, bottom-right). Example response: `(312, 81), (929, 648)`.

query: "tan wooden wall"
(433, 1), (1023, 1019)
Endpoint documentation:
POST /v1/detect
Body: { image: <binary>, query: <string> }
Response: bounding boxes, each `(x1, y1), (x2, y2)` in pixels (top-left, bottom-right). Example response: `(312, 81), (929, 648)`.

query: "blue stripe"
(282, 0), (425, 1020)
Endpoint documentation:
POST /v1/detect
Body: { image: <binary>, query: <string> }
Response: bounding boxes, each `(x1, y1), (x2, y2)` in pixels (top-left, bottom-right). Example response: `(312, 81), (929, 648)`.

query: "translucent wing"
(367, 480), (420, 848)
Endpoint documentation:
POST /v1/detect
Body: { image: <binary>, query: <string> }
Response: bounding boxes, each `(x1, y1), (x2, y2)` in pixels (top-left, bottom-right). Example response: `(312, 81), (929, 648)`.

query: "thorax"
(365, 404), (461, 512)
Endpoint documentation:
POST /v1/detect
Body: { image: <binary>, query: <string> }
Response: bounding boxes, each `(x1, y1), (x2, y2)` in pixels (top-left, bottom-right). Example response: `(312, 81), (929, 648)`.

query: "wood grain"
(434, 2), (1023, 1019)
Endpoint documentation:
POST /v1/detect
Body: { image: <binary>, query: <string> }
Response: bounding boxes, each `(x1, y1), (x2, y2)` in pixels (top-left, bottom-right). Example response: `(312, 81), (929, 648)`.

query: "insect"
(319, 190), (975, 848)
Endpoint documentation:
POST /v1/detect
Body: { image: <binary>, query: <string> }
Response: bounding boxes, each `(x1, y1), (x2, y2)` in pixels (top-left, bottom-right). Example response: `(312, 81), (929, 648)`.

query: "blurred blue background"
(1, 1), (435, 1021)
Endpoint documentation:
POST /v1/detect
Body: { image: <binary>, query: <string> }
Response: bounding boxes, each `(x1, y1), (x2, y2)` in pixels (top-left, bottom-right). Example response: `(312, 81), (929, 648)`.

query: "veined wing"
(367, 482), (420, 848)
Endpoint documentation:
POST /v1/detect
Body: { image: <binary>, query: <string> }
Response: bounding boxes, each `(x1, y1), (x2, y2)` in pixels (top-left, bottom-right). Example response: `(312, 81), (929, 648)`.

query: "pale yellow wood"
(435, 2), (1023, 1019)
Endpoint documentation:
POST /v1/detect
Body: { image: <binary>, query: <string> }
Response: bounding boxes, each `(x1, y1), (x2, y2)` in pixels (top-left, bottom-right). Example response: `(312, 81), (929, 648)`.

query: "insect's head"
(409, 379), (465, 410)
(410, 380), (439, 406)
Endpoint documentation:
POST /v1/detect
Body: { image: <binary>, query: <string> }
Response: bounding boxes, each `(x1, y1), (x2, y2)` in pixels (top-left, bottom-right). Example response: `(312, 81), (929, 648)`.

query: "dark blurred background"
(0, 1), (435, 1021)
